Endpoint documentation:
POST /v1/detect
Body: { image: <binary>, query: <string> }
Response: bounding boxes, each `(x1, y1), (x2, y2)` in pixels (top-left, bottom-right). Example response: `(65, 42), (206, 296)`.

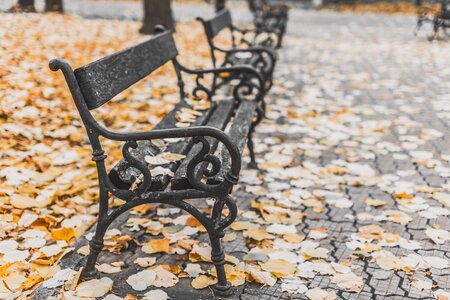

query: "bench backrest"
(443, 0), (449, 15)
(74, 30), (178, 110)
(200, 9), (233, 40)
(248, 0), (269, 12)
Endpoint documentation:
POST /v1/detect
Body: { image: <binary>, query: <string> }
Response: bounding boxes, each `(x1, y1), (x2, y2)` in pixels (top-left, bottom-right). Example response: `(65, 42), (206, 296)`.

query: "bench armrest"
(102, 126), (241, 197)
(217, 45), (277, 61)
(215, 45), (277, 74)
(177, 62), (265, 104)
(231, 24), (257, 34)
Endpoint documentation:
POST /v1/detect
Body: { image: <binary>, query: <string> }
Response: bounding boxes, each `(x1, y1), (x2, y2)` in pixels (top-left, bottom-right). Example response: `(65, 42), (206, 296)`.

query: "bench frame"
(416, 0), (450, 40)
(248, 0), (289, 48)
(197, 9), (277, 92)
(50, 27), (265, 297)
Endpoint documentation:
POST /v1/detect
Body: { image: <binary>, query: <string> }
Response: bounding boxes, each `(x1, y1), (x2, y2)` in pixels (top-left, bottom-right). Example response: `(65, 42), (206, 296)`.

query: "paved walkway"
(32, 2), (450, 300)
(244, 10), (450, 300)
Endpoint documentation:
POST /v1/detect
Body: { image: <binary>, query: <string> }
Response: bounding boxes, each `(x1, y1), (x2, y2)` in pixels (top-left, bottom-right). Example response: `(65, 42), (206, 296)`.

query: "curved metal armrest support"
(178, 62), (258, 76)
(103, 126), (241, 197)
(215, 45), (277, 63)
(177, 62), (265, 100)
(231, 24), (257, 34)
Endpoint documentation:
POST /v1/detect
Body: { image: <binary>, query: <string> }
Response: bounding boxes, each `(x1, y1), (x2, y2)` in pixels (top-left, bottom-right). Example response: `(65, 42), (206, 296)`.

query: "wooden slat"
(209, 100), (257, 185)
(170, 100), (235, 190)
(204, 9), (232, 38)
(74, 31), (178, 110)
(108, 100), (217, 191)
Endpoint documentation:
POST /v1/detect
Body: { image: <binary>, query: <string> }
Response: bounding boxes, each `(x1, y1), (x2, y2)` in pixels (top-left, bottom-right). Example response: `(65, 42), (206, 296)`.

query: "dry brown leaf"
(260, 259), (297, 277)
(191, 275), (217, 289)
(142, 238), (170, 254)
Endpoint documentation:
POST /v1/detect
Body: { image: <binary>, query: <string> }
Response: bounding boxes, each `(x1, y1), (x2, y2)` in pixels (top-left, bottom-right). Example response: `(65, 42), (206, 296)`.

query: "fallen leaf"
(126, 270), (156, 291)
(75, 277), (113, 298)
(143, 289), (169, 300)
(331, 273), (363, 292)
(142, 238), (170, 254)
(191, 275), (217, 289)
(260, 259), (297, 277)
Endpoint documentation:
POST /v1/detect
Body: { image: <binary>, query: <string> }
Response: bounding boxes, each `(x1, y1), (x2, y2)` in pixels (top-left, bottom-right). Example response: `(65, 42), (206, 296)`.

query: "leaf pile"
(0, 12), (213, 299)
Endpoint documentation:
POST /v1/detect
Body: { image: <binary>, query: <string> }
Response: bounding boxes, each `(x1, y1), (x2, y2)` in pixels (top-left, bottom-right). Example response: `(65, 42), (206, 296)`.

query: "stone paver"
(32, 3), (450, 300)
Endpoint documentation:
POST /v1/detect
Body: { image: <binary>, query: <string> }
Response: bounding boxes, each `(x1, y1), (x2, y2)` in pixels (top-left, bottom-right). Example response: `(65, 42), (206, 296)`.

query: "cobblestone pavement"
(241, 10), (450, 300)
(32, 3), (450, 300)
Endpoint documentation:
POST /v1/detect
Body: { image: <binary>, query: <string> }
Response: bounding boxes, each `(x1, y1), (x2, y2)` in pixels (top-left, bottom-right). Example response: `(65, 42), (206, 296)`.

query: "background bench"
(197, 9), (277, 92)
(248, 0), (289, 48)
(416, 0), (449, 40)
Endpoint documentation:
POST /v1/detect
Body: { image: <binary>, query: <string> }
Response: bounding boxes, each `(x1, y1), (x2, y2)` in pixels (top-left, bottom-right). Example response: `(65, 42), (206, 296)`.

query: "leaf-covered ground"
(0, 12), (217, 299)
(1, 5), (450, 300)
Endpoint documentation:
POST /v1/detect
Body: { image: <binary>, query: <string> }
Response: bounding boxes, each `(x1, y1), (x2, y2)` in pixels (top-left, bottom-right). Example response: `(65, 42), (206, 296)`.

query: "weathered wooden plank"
(209, 100), (257, 185)
(170, 100), (235, 190)
(74, 31), (178, 110)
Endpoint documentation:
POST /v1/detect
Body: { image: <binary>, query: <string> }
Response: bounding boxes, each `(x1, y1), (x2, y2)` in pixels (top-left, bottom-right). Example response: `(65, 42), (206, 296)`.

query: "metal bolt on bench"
(49, 26), (266, 297)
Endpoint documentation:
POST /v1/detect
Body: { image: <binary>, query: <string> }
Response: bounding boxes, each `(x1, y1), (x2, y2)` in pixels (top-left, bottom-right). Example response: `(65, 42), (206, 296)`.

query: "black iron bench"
(248, 0), (289, 49)
(197, 9), (277, 92)
(49, 27), (265, 297)
(416, 0), (450, 40)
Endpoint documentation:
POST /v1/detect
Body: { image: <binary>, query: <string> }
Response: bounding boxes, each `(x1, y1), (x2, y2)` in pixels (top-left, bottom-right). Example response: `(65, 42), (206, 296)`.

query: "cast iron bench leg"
(82, 185), (109, 280)
(209, 198), (233, 295)
(247, 106), (264, 169)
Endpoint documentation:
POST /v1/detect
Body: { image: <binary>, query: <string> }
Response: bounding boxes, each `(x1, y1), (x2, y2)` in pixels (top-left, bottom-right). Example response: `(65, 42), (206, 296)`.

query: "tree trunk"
(45, 0), (64, 12)
(10, 0), (36, 12)
(140, 0), (175, 35)
(247, 0), (257, 12)
(215, 0), (226, 12)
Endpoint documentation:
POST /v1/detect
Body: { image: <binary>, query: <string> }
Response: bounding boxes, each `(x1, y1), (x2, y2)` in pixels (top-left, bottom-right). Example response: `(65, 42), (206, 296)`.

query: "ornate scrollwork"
(255, 51), (273, 77)
(192, 74), (213, 102)
(186, 136), (233, 194)
(122, 141), (152, 196)
(106, 141), (153, 201)
(238, 29), (277, 49)
(232, 71), (265, 106)
(216, 195), (238, 232)
(233, 73), (256, 101)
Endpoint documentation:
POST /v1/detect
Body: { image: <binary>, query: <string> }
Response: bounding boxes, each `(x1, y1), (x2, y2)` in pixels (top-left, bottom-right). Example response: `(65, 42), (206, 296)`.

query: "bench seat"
(109, 98), (258, 192)
(208, 100), (258, 185)
(108, 100), (217, 191)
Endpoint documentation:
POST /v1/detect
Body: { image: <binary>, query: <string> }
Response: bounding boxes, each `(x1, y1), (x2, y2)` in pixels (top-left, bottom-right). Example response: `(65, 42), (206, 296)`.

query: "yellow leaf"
(191, 275), (217, 289)
(365, 199), (387, 207)
(51, 228), (75, 242)
(260, 259), (297, 277)
(283, 233), (305, 243)
(21, 272), (43, 290)
(142, 238), (170, 254)
(230, 221), (259, 231)
(243, 228), (275, 241)
(10, 194), (51, 209)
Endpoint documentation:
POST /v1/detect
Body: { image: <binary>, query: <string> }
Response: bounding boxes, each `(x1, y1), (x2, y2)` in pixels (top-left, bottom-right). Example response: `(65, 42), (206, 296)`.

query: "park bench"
(416, 0), (449, 40)
(197, 9), (277, 92)
(49, 26), (266, 297)
(248, 0), (289, 49)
